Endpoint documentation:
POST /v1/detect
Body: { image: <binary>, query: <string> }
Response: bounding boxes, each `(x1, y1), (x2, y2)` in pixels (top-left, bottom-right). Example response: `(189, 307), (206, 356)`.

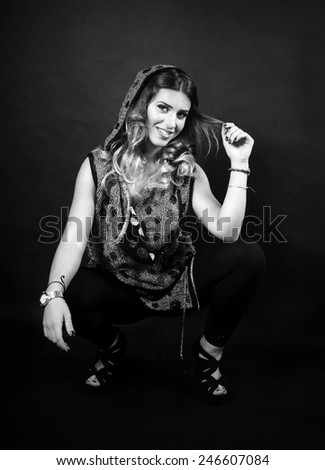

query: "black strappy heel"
(192, 338), (230, 404)
(85, 328), (127, 392)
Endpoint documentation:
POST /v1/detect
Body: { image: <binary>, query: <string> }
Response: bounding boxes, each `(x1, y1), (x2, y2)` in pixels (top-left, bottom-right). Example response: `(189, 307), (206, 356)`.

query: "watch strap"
(46, 290), (64, 300)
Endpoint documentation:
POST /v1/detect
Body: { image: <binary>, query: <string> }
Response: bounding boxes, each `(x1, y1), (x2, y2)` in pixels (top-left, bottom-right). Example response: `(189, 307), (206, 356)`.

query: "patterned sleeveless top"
(86, 150), (200, 313)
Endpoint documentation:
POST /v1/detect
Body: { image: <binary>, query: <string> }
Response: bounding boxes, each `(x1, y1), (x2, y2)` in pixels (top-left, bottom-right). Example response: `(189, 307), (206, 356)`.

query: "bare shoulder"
(76, 157), (95, 186)
(64, 156), (96, 237)
(78, 156), (93, 178)
(194, 163), (211, 189)
(72, 156), (96, 202)
(192, 162), (221, 216)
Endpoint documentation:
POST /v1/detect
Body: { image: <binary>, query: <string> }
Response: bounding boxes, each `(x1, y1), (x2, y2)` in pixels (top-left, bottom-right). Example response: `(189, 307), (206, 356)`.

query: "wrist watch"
(39, 290), (64, 307)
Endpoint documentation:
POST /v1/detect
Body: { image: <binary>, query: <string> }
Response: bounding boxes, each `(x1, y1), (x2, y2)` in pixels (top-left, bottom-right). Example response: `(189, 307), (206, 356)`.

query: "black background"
(1, 0), (325, 450)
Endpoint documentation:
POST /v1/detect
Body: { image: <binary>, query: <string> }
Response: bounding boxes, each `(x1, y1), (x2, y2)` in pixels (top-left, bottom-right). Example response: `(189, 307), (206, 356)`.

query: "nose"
(165, 112), (177, 130)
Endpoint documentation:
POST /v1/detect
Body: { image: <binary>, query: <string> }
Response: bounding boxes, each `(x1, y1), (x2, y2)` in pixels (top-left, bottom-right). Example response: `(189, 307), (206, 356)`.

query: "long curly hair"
(100, 68), (222, 189)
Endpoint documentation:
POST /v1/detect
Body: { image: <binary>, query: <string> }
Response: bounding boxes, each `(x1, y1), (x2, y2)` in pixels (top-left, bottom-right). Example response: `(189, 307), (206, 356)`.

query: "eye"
(157, 104), (168, 112)
(177, 112), (188, 120)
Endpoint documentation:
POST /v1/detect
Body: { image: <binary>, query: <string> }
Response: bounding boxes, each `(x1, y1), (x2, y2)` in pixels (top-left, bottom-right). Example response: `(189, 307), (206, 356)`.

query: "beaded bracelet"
(46, 275), (66, 292)
(228, 167), (251, 175)
(228, 185), (256, 193)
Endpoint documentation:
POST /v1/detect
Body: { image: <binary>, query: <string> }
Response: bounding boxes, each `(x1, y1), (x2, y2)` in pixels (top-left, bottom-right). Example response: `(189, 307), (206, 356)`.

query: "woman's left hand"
(221, 122), (254, 165)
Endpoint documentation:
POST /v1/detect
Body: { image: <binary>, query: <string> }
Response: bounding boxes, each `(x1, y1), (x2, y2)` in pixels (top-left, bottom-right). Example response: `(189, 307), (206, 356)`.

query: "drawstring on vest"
(179, 266), (188, 360)
(179, 257), (200, 360)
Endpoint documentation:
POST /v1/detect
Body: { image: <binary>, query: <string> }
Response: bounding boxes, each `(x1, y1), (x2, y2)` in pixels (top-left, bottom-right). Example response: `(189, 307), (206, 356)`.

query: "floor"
(3, 304), (325, 450)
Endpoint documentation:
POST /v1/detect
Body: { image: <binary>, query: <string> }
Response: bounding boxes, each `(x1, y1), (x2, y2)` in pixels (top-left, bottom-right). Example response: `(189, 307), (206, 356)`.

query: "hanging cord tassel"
(115, 180), (132, 244)
(180, 306), (186, 360)
(179, 267), (188, 360)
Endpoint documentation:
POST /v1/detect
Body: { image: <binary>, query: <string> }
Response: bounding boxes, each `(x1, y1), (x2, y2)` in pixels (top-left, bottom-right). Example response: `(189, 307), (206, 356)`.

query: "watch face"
(40, 293), (49, 306)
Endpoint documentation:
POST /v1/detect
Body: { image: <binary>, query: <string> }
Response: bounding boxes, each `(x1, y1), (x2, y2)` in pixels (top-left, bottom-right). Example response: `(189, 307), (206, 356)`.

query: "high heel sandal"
(192, 338), (230, 404)
(85, 328), (127, 392)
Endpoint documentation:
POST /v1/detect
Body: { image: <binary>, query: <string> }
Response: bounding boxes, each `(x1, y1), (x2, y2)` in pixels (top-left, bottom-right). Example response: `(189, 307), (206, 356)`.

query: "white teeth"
(157, 127), (172, 138)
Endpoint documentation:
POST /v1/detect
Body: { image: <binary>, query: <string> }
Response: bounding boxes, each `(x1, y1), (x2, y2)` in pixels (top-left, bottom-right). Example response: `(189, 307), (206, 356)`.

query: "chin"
(151, 133), (177, 147)
(148, 137), (170, 148)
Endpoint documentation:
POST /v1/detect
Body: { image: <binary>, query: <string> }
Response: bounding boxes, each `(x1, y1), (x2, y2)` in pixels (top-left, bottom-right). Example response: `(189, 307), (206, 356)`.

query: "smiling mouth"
(156, 127), (174, 138)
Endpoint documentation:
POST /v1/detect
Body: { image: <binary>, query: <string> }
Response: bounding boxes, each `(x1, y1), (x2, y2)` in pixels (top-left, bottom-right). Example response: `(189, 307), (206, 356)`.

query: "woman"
(41, 64), (265, 403)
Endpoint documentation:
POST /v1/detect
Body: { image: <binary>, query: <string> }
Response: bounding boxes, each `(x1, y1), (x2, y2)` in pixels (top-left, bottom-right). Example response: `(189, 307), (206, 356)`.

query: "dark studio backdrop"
(1, 0), (325, 450)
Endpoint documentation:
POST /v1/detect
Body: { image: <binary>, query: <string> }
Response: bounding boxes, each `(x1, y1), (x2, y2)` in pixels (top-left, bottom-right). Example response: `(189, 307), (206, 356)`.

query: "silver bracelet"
(46, 275), (66, 292)
(228, 185), (256, 193)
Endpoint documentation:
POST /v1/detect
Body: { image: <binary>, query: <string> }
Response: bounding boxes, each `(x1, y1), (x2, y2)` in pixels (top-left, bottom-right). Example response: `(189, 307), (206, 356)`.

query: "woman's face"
(145, 88), (191, 149)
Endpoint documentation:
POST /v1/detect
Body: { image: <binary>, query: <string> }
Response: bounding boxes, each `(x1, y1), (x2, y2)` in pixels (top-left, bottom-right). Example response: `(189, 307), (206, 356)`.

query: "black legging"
(65, 238), (265, 349)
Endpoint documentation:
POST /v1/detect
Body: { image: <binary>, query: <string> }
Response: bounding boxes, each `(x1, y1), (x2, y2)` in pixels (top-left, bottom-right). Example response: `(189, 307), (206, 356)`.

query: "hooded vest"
(86, 149), (199, 313)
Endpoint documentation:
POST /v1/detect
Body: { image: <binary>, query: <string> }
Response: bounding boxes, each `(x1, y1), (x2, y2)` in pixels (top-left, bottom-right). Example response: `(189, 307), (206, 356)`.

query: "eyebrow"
(157, 101), (190, 113)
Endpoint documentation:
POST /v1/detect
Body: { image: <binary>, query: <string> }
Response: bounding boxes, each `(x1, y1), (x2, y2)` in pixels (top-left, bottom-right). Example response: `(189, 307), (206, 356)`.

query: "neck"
(142, 140), (162, 162)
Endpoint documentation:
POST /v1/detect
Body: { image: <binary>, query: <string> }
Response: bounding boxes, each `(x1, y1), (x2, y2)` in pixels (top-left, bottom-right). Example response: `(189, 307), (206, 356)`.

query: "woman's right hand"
(42, 299), (75, 352)
(42, 157), (95, 351)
